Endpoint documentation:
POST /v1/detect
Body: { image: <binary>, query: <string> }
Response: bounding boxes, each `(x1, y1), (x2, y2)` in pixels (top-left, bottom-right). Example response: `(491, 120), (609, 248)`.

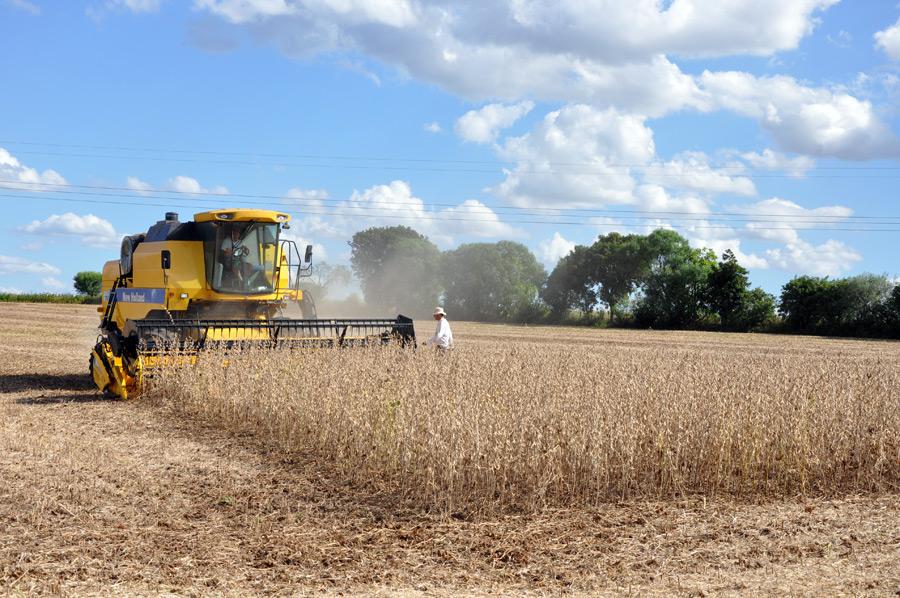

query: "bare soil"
(0, 303), (897, 596)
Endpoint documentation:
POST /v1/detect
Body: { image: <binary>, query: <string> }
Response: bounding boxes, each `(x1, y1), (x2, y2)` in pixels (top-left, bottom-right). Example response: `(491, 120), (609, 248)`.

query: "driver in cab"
(221, 225), (250, 289)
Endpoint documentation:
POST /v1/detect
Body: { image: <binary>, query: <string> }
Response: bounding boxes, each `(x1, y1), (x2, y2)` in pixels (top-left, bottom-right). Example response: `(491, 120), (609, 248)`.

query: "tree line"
(345, 226), (900, 339)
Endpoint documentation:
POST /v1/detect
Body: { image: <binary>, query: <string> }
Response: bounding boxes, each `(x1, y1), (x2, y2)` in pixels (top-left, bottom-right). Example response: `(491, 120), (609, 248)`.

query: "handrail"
(278, 240), (312, 292)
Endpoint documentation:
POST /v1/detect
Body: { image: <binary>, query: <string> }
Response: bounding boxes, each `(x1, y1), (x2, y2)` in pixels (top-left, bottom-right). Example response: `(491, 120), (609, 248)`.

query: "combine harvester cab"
(90, 209), (415, 399)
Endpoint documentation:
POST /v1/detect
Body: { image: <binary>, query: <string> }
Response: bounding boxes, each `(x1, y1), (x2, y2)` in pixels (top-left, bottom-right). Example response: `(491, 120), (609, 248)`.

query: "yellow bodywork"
(99, 222), (302, 333)
(94, 209), (303, 397)
(91, 207), (414, 399)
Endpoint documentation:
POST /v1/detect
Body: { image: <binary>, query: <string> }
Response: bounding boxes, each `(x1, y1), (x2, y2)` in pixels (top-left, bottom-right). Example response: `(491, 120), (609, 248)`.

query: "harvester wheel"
(89, 340), (137, 399)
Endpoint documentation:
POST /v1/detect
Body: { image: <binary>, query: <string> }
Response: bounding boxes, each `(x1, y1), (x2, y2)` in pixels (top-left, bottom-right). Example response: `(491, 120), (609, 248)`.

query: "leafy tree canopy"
(634, 234), (716, 329)
(541, 245), (597, 315)
(588, 232), (647, 320)
(73, 271), (102, 296)
(349, 226), (442, 316)
(442, 241), (545, 322)
(779, 273), (896, 335)
(692, 250), (776, 332)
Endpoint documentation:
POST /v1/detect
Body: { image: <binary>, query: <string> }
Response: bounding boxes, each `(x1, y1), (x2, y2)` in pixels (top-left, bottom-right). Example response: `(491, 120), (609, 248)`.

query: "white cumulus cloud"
(738, 197), (853, 244)
(279, 228), (329, 261)
(765, 239), (862, 276)
(537, 232), (576, 267)
(282, 187), (340, 237)
(188, 1), (900, 160)
(439, 199), (519, 240)
(642, 151), (756, 196)
(126, 176), (153, 195)
(167, 175), (229, 195)
(343, 180), (520, 246)
(699, 71), (900, 159)
(0, 255), (60, 275)
(193, 0), (836, 62)
(492, 105), (654, 208)
(21, 213), (121, 248)
(0, 147), (66, 191)
(286, 180), (522, 247)
(875, 17), (900, 61)
(455, 101), (534, 144)
(738, 148), (815, 178)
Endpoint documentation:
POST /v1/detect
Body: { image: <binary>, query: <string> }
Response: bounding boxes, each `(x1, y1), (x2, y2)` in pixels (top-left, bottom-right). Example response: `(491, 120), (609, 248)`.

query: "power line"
(3, 139), (900, 171)
(6, 188), (899, 227)
(4, 193), (899, 233)
(2, 180), (897, 222)
(6, 148), (900, 179)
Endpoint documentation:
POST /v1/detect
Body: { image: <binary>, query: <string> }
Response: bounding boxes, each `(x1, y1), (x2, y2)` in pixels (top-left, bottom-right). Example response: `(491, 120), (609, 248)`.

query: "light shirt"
(221, 237), (244, 265)
(427, 317), (453, 349)
(222, 237), (244, 251)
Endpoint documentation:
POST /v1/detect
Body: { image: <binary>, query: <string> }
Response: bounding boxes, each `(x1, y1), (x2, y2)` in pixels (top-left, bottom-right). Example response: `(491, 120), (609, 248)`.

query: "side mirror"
(304, 244), (313, 263)
(161, 250), (171, 270)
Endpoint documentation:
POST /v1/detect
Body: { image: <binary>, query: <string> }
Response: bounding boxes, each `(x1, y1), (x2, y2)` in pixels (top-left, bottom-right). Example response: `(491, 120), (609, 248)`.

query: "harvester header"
(90, 209), (415, 398)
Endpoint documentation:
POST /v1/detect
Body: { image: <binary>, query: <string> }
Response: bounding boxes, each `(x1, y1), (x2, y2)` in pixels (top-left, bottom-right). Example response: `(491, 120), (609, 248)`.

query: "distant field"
(0, 292), (98, 304)
(1, 303), (898, 596)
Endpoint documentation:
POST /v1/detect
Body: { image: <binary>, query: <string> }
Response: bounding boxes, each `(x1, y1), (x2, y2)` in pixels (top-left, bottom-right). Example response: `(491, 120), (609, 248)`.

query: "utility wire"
(4, 187), (898, 226)
(3, 139), (900, 171)
(4, 193), (899, 233)
(2, 180), (897, 222)
(6, 148), (900, 179)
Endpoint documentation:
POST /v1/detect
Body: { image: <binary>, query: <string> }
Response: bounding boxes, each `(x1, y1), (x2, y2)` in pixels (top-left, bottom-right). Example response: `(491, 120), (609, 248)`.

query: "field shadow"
(15, 393), (110, 405)
(0, 373), (95, 394)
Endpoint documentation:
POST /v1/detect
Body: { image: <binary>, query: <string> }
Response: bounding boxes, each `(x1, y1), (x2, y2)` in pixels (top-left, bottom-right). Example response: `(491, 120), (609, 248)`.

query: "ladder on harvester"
(101, 275), (126, 331)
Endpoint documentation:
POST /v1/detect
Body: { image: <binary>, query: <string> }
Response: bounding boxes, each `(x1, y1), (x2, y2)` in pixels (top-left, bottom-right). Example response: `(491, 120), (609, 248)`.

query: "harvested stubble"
(147, 340), (899, 513)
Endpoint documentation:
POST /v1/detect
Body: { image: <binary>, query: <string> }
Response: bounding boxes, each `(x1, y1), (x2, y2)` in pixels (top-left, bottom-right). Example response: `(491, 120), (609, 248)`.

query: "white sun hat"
(433, 307), (446, 316)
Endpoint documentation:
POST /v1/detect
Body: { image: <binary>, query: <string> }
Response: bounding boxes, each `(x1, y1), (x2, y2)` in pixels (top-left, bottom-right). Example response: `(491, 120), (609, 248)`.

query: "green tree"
(735, 287), (777, 331)
(634, 231), (716, 328)
(779, 275), (832, 331)
(780, 274), (894, 334)
(588, 232), (646, 321)
(540, 245), (598, 316)
(349, 226), (442, 316)
(704, 249), (750, 330)
(824, 274), (894, 329)
(442, 241), (545, 322)
(73, 271), (102, 296)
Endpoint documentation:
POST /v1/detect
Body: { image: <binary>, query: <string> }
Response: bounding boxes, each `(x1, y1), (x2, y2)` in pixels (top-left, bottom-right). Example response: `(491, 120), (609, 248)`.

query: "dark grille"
(133, 316), (415, 351)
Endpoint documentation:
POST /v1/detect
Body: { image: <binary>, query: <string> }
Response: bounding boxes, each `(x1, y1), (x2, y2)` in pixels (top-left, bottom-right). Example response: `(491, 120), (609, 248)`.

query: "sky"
(1, 0), (899, 296)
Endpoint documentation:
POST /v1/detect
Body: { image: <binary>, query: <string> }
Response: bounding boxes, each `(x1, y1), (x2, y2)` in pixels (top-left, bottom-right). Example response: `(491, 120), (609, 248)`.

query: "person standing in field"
(425, 307), (453, 350)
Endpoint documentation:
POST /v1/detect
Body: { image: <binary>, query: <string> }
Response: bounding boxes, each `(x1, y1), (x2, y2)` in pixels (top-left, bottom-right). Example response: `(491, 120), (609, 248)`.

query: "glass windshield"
(208, 221), (279, 294)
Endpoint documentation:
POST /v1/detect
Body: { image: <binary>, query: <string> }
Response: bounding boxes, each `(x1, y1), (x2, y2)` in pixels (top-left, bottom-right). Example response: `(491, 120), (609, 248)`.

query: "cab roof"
(194, 209), (291, 224)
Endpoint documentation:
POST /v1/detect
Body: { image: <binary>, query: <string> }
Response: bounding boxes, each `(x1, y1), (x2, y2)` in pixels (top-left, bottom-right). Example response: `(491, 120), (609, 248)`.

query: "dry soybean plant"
(146, 338), (900, 513)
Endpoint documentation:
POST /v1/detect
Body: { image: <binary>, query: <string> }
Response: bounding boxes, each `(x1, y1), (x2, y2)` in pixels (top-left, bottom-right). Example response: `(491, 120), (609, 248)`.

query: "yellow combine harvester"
(90, 209), (415, 398)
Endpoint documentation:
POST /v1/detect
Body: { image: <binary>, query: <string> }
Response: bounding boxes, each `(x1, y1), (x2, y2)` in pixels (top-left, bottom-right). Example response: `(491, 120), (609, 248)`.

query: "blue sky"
(1, 0), (899, 296)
